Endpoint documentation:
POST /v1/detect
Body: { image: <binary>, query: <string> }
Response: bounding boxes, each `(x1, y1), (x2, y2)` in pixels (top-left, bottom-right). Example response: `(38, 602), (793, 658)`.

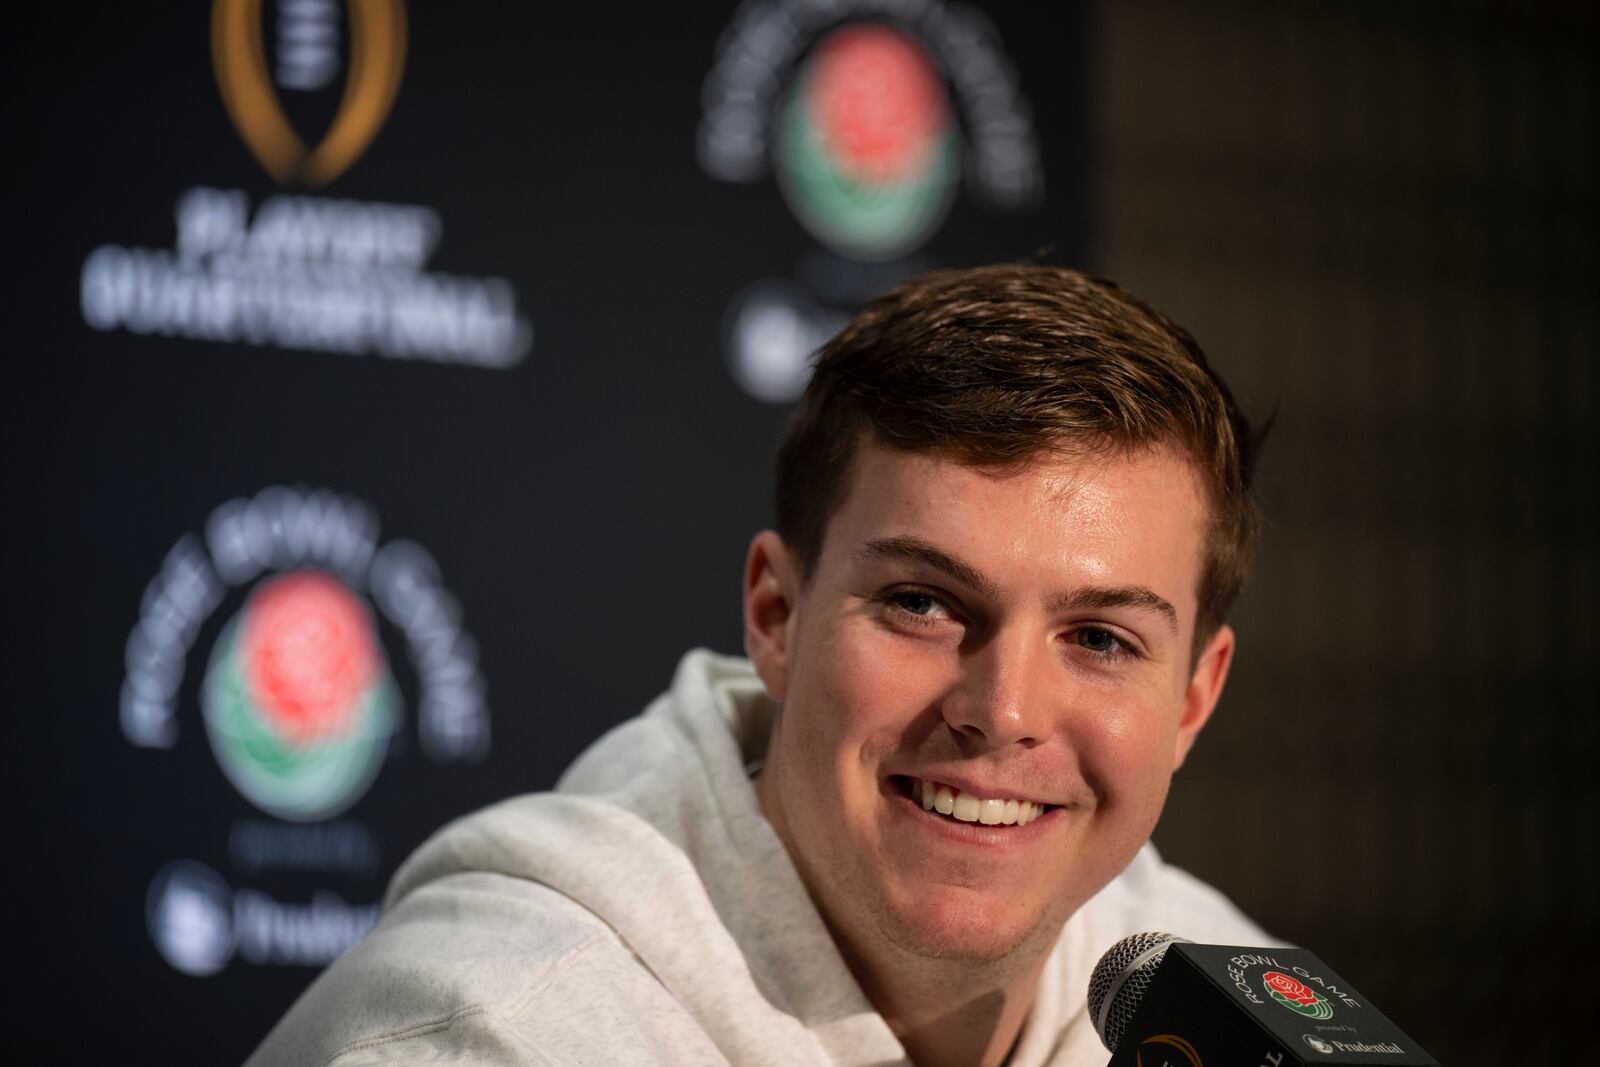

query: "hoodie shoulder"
(247, 868), (730, 1066)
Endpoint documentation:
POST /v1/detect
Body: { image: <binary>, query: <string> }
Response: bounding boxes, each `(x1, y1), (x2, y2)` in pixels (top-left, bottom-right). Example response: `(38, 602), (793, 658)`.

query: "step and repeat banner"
(11, 2), (1084, 1059)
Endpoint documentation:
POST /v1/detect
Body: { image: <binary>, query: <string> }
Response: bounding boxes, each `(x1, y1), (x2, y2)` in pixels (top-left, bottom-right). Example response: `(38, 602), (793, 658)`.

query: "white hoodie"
(247, 650), (1273, 1066)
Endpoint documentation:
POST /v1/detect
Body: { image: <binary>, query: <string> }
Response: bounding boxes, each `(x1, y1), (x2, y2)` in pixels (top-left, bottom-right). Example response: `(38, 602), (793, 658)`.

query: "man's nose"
(941, 628), (1056, 750)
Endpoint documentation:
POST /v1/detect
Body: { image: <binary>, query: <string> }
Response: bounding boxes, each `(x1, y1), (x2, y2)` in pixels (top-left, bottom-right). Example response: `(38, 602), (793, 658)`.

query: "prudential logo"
(202, 571), (400, 822)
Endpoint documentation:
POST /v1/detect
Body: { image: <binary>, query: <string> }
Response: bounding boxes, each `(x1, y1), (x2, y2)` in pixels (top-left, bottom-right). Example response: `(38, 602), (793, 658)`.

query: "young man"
(248, 265), (1271, 1067)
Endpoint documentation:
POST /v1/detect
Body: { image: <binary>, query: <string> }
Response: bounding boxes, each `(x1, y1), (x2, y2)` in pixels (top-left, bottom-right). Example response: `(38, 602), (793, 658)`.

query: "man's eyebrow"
(859, 536), (998, 599)
(1051, 586), (1179, 634)
(859, 537), (1180, 634)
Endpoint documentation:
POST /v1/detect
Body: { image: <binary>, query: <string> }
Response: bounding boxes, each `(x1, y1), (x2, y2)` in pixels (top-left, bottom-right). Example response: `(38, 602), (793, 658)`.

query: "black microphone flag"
(1089, 933), (1439, 1066)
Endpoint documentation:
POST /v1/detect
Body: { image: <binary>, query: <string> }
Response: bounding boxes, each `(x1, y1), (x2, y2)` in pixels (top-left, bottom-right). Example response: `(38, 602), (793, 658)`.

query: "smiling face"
(746, 443), (1235, 968)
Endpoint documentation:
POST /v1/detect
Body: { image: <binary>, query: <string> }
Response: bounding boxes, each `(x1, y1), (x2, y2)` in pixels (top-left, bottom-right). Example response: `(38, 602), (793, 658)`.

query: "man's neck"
(844, 935), (1051, 1067)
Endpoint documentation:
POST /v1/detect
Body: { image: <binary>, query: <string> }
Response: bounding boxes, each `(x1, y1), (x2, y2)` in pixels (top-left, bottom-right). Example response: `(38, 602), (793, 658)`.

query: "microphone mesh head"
(1086, 931), (1186, 1053)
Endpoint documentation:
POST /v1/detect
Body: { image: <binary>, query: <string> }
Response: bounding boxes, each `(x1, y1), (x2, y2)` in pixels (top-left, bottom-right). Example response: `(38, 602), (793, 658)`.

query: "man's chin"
(876, 886), (1047, 964)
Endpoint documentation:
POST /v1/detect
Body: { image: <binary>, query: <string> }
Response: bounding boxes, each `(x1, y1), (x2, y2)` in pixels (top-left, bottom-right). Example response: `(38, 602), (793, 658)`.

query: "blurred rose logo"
(203, 571), (398, 821)
(243, 574), (373, 743)
(774, 22), (957, 260)
(1263, 971), (1335, 1020)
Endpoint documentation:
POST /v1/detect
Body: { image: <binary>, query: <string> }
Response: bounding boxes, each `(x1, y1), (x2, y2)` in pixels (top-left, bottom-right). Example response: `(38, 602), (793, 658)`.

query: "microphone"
(1087, 932), (1438, 1065)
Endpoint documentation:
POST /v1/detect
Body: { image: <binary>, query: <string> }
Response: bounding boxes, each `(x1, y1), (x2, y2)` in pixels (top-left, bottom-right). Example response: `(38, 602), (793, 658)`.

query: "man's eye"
(881, 590), (961, 628)
(1075, 626), (1134, 659)
(891, 592), (943, 617)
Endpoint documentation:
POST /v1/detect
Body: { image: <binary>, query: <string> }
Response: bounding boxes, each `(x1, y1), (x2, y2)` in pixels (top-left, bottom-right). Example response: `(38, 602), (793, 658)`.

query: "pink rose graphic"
(808, 24), (946, 185)
(1264, 971), (1319, 1008)
(240, 572), (378, 746)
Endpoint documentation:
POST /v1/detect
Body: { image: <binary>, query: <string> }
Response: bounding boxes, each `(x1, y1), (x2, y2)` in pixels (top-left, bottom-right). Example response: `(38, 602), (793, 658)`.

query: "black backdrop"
(11, 3), (1595, 1065)
(10, 2), (1086, 1061)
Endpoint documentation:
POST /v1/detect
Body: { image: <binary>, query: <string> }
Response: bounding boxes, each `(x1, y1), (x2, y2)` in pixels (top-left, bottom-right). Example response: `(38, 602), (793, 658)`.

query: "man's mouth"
(898, 776), (1049, 827)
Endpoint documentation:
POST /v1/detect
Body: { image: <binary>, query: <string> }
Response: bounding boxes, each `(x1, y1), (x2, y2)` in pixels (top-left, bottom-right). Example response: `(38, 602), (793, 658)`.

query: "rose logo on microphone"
(211, 0), (407, 187)
(1262, 970), (1335, 1020)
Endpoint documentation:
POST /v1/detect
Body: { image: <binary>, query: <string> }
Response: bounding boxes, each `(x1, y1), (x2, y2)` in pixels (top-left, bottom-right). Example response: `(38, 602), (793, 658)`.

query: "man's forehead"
(838, 442), (1209, 523)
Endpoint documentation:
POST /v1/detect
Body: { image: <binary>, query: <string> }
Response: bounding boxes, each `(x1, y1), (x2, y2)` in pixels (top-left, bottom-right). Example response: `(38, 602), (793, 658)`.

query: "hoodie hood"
(382, 649), (1275, 1067)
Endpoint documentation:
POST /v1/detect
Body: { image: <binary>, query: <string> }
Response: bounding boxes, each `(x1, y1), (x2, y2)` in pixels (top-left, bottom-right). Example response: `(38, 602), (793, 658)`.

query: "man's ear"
(743, 530), (799, 701)
(1172, 623), (1235, 770)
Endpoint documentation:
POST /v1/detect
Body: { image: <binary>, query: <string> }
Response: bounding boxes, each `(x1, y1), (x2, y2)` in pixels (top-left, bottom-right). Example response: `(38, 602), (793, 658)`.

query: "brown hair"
(773, 263), (1265, 652)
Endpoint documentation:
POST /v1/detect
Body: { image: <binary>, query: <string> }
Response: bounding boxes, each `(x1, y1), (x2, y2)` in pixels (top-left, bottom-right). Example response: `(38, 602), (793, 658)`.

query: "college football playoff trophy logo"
(211, 0), (407, 186)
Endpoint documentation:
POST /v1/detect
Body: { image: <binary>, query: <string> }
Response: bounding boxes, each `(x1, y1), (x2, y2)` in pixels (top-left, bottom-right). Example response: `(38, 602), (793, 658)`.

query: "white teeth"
(911, 778), (1044, 827)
